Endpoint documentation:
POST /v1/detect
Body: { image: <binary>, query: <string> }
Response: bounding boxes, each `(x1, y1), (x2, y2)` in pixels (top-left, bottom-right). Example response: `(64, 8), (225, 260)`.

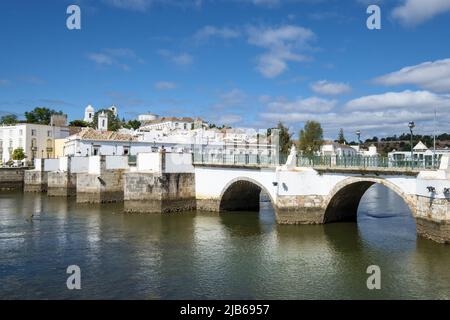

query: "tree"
(91, 109), (122, 131)
(123, 120), (141, 130)
(69, 120), (90, 127)
(12, 148), (26, 161)
(0, 114), (18, 125)
(276, 122), (293, 155)
(337, 128), (346, 144)
(298, 121), (323, 156)
(24, 107), (63, 125)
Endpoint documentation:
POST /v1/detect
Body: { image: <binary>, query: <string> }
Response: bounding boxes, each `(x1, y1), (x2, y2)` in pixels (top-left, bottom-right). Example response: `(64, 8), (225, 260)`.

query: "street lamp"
(356, 130), (361, 151)
(408, 121), (415, 167)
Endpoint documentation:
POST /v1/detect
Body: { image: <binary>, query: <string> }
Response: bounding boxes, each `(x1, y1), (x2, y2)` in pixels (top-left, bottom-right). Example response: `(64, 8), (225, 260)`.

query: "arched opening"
(220, 180), (263, 212)
(324, 179), (414, 224)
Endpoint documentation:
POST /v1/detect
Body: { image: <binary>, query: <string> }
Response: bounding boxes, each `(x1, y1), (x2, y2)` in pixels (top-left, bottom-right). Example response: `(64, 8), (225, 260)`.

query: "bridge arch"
(219, 177), (275, 212)
(323, 177), (416, 223)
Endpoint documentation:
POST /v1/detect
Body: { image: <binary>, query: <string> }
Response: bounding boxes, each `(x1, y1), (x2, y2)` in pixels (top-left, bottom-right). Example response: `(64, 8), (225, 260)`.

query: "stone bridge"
(194, 156), (450, 244)
(20, 153), (450, 244)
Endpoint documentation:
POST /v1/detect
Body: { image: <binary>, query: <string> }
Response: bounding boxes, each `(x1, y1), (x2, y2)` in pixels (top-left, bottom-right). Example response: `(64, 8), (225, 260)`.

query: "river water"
(0, 185), (449, 300)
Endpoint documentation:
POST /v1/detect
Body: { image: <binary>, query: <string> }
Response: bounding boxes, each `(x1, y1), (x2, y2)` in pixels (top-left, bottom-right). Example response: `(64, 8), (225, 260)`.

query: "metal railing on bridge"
(193, 153), (284, 167)
(296, 155), (440, 170)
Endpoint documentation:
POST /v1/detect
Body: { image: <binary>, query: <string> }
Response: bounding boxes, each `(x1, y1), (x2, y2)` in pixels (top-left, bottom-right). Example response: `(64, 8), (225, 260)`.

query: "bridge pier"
(48, 172), (77, 197)
(416, 196), (450, 244)
(48, 157), (77, 197)
(24, 159), (47, 193)
(124, 172), (196, 213)
(274, 195), (326, 224)
(76, 156), (126, 203)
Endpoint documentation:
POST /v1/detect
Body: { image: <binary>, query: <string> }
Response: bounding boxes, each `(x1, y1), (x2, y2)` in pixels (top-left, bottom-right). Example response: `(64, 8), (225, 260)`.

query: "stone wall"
(124, 172), (196, 213)
(416, 195), (450, 243)
(196, 199), (221, 212)
(47, 172), (77, 197)
(77, 170), (125, 203)
(24, 170), (47, 192)
(0, 168), (26, 191)
(275, 195), (326, 224)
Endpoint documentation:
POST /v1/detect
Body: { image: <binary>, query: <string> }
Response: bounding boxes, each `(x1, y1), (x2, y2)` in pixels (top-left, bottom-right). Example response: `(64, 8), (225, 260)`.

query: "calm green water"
(0, 185), (449, 300)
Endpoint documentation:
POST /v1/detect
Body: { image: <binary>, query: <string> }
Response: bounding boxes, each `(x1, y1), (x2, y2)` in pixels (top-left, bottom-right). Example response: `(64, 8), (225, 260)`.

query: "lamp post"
(408, 121), (415, 168)
(356, 130), (361, 152)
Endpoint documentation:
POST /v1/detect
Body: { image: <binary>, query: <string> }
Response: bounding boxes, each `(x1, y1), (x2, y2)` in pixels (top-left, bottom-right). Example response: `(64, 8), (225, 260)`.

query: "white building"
(138, 117), (204, 133)
(388, 141), (450, 165)
(350, 144), (379, 156)
(0, 123), (70, 164)
(98, 112), (108, 131)
(84, 105), (94, 123)
(320, 141), (358, 157)
(138, 113), (158, 122)
(83, 104), (118, 123)
(63, 128), (163, 157)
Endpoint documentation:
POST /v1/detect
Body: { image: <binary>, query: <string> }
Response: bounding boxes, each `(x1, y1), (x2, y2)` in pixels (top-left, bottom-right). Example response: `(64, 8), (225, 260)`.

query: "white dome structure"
(109, 105), (118, 116)
(84, 105), (95, 123)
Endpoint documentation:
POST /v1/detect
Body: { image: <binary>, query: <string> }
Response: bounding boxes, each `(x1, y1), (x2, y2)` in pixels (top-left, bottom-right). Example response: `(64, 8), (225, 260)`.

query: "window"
(31, 129), (37, 136)
(47, 131), (52, 137)
(19, 129), (23, 135)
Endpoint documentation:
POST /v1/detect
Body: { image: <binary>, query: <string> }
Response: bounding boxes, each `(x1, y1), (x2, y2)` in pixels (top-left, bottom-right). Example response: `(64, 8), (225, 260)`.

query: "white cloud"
(220, 89), (247, 105)
(87, 48), (142, 70)
(214, 114), (243, 125)
(158, 50), (193, 66)
(193, 26), (241, 42)
(392, 0), (450, 26)
(155, 81), (177, 90)
(258, 90), (450, 137)
(0, 79), (10, 86)
(345, 90), (450, 111)
(102, 0), (203, 12)
(266, 96), (337, 112)
(88, 53), (115, 66)
(310, 80), (351, 95)
(374, 58), (450, 93)
(247, 25), (315, 78)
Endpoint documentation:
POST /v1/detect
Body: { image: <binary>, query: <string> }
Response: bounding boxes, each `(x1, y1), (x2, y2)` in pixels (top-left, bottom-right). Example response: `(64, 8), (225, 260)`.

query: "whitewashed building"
(388, 141), (450, 165)
(350, 144), (379, 156)
(138, 117), (205, 133)
(0, 123), (70, 164)
(83, 104), (119, 124)
(320, 141), (358, 157)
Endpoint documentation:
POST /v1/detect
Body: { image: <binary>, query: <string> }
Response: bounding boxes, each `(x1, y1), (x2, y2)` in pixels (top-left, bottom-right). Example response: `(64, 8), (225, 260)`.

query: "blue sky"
(1, 0), (450, 140)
